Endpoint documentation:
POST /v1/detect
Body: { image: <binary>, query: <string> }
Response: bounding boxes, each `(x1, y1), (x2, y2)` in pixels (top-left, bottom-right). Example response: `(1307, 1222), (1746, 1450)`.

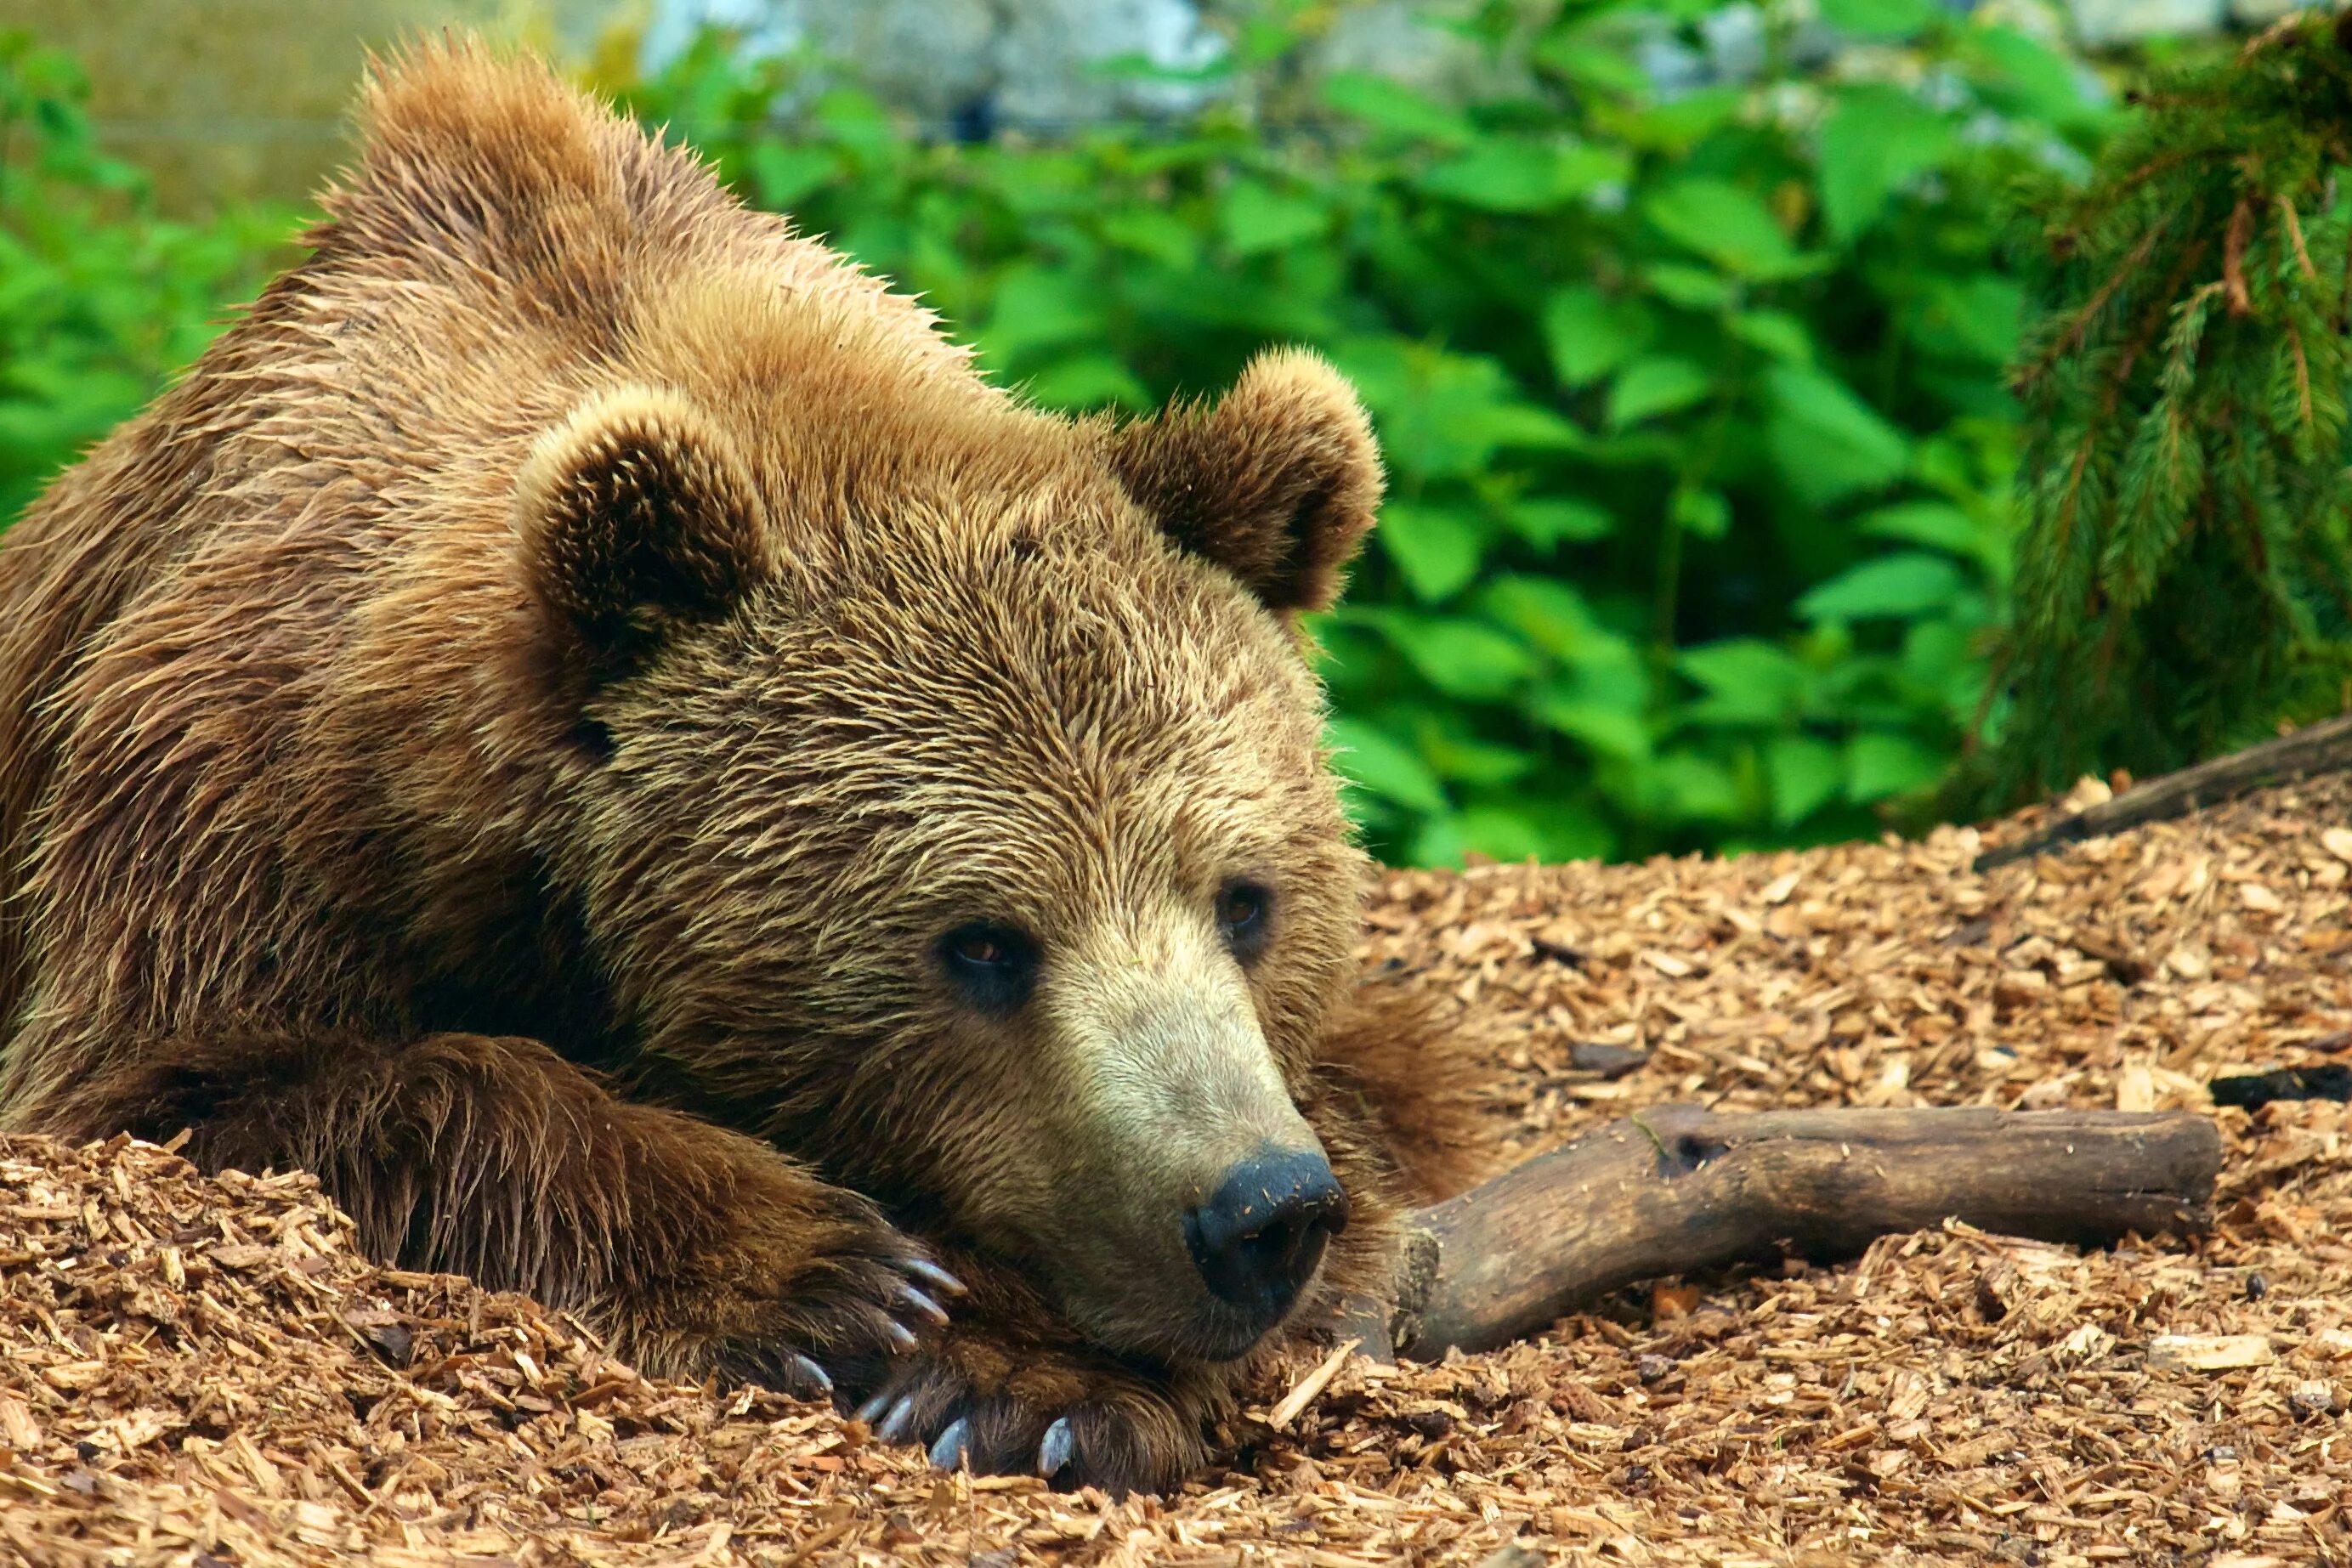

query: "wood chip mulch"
(4, 777), (2350, 1566)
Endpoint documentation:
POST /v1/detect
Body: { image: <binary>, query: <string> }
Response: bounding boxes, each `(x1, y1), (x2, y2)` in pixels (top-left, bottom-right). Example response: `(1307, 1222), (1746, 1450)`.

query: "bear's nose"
(1182, 1148), (1349, 1335)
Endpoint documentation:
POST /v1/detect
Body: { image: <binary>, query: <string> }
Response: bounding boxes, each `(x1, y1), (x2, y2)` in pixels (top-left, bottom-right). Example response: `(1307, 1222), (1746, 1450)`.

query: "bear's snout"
(1182, 1146), (1348, 1339)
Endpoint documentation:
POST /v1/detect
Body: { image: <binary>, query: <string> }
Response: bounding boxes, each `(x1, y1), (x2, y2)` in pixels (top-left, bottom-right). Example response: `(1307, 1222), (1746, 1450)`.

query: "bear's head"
(515, 325), (1385, 1367)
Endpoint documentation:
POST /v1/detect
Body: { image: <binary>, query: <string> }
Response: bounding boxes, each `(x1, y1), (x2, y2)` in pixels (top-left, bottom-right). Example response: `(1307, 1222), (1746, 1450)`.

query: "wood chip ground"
(4, 779), (2349, 1565)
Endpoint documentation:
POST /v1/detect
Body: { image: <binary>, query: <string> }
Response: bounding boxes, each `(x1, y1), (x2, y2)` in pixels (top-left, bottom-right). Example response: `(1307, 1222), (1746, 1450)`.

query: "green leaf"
(1414, 137), (1625, 213)
(1543, 285), (1655, 387)
(1326, 717), (1448, 813)
(1797, 552), (1968, 620)
(1964, 26), (2100, 127)
(1536, 697), (1651, 761)
(1330, 339), (1566, 481)
(1901, 617), (1982, 707)
(1923, 275), (2026, 365)
(1379, 500), (1486, 602)
(1222, 178), (1329, 258)
(809, 87), (901, 163)
(1818, 0), (1938, 40)
(1482, 401), (1587, 452)
(1767, 735), (1843, 827)
(1680, 638), (1809, 725)
(1425, 733), (1538, 786)
(1816, 86), (1954, 242)
(1730, 309), (1815, 364)
(1845, 731), (1944, 802)
(1671, 484), (1731, 541)
(1023, 353), (1152, 411)
(1615, 88), (1744, 155)
(746, 144), (838, 211)
(1376, 614), (1536, 699)
(1531, 34), (1653, 97)
(1320, 71), (1476, 145)
(1650, 750), (1745, 821)
(1482, 576), (1626, 664)
(1642, 263), (1734, 310)
(1505, 495), (1615, 547)
(1644, 178), (1807, 280)
(1765, 365), (1910, 503)
(1452, 804), (1552, 863)
(982, 264), (1101, 362)
(1607, 356), (1712, 427)
(1859, 501), (1986, 558)
(1098, 209), (1200, 269)
(1538, 800), (1619, 863)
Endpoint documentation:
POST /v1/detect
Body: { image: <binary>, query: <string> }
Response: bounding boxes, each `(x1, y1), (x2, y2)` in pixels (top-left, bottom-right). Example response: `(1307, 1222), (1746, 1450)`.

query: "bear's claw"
(904, 1259), (966, 1296)
(927, 1418), (972, 1472)
(1037, 1417), (1074, 1480)
(896, 1283), (952, 1326)
(778, 1352), (832, 1400)
(872, 1393), (920, 1444)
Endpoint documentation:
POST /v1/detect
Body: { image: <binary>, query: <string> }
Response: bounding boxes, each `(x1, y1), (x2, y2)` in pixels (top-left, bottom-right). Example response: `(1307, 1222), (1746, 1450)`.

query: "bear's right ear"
(1104, 349), (1383, 616)
(515, 384), (773, 686)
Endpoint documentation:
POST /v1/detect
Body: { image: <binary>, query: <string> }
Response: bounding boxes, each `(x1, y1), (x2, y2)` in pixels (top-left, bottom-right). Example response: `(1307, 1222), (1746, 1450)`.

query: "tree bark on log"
(1344, 1105), (2221, 1361)
(1973, 712), (2352, 873)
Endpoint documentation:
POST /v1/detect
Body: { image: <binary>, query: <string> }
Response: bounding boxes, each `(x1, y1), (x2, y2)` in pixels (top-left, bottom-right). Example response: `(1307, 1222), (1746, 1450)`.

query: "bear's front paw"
(849, 1339), (1206, 1497)
(682, 1188), (964, 1402)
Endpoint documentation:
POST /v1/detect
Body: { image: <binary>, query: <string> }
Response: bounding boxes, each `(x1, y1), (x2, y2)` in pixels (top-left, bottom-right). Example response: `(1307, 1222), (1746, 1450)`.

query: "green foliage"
(616, 3), (2098, 863)
(1992, 15), (2352, 799)
(0, 10), (2112, 866)
(0, 32), (293, 523)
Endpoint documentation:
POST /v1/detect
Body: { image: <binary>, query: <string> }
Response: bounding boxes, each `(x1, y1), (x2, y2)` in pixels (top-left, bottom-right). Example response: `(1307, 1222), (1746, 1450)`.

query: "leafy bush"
(610, 1), (2105, 864)
(0, 10), (2115, 865)
(0, 32), (294, 524)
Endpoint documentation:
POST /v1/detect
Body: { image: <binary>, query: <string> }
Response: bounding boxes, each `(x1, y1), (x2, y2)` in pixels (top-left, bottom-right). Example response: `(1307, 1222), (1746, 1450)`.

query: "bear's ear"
(515, 384), (773, 683)
(1105, 348), (1383, 614)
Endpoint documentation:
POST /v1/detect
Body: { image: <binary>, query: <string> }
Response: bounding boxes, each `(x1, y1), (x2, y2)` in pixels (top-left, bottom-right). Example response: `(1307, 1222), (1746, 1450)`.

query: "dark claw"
(904, 1259), (966, 1297)
(897, 1285), (950, 1326)
(779, 1351), (832, 1400)
(854, 1390), (894, 1426)
(1038, 1416), (1074, 1479)
(870, 1316), (921, 1354)
(927, 1417), (971, 1471)
(876, 1394), (918, 1445)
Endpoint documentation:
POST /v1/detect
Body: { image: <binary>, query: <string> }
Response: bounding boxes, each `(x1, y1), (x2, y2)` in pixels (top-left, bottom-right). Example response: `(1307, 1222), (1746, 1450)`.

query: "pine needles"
(1991, 12), (2352, 800)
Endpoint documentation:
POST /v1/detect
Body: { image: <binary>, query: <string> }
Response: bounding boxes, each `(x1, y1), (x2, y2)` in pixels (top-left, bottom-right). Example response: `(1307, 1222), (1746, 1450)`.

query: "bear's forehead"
(641, 533), (1342, 899)
(748, 514), (1320, 746)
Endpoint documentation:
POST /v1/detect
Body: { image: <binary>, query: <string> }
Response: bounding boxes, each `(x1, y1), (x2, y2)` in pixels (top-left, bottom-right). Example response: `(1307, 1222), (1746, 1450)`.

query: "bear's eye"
(938, 922), (1039, 1011)
(1216, 881), (1272, 963)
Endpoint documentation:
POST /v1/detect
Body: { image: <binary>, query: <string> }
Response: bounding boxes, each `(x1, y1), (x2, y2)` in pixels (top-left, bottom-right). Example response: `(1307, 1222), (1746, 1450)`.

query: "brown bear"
(0, 40), (1469, 1495)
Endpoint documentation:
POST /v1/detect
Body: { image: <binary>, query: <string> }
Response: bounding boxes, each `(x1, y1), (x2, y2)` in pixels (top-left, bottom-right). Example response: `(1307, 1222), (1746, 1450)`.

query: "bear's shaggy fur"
(0, 42), (1471, 1493)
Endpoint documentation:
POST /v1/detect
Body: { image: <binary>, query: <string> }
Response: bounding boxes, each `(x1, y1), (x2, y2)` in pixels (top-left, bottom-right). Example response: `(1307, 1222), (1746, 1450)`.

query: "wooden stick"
(1973, 713), (2352, 873)
(1373, 1104), (2220, 1360)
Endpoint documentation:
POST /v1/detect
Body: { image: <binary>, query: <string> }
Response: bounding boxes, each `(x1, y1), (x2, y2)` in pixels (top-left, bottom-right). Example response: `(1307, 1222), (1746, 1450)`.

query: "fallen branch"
(1343, 1104), (2220, 1361)
(1973, 713), (2352, 873)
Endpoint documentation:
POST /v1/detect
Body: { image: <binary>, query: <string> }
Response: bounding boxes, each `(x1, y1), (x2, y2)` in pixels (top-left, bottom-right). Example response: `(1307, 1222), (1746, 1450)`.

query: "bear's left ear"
(515, 383), (774, 687)
(1105, 348), (1383, 614)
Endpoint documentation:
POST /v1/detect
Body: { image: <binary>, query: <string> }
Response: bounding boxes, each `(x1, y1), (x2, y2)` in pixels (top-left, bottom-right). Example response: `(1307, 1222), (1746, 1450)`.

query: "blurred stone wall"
(0, 0), (611, 210)
(0, 0), (1496, 208)
(633, 0), (1499, 135)
(0, 0), (2283, 213)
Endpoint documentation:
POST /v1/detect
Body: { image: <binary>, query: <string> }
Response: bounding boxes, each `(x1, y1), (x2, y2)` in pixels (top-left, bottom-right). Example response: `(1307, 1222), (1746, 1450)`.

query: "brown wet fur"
(0, 40), (1475, 1497)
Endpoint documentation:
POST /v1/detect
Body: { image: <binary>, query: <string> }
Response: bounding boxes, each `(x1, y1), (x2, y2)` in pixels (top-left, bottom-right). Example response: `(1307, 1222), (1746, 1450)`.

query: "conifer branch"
(1986, 11), (2352, 801)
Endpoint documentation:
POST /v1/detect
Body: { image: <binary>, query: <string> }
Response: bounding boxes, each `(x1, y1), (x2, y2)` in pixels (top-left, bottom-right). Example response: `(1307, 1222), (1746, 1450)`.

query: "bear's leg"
(43, 1029), (954, 1392)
